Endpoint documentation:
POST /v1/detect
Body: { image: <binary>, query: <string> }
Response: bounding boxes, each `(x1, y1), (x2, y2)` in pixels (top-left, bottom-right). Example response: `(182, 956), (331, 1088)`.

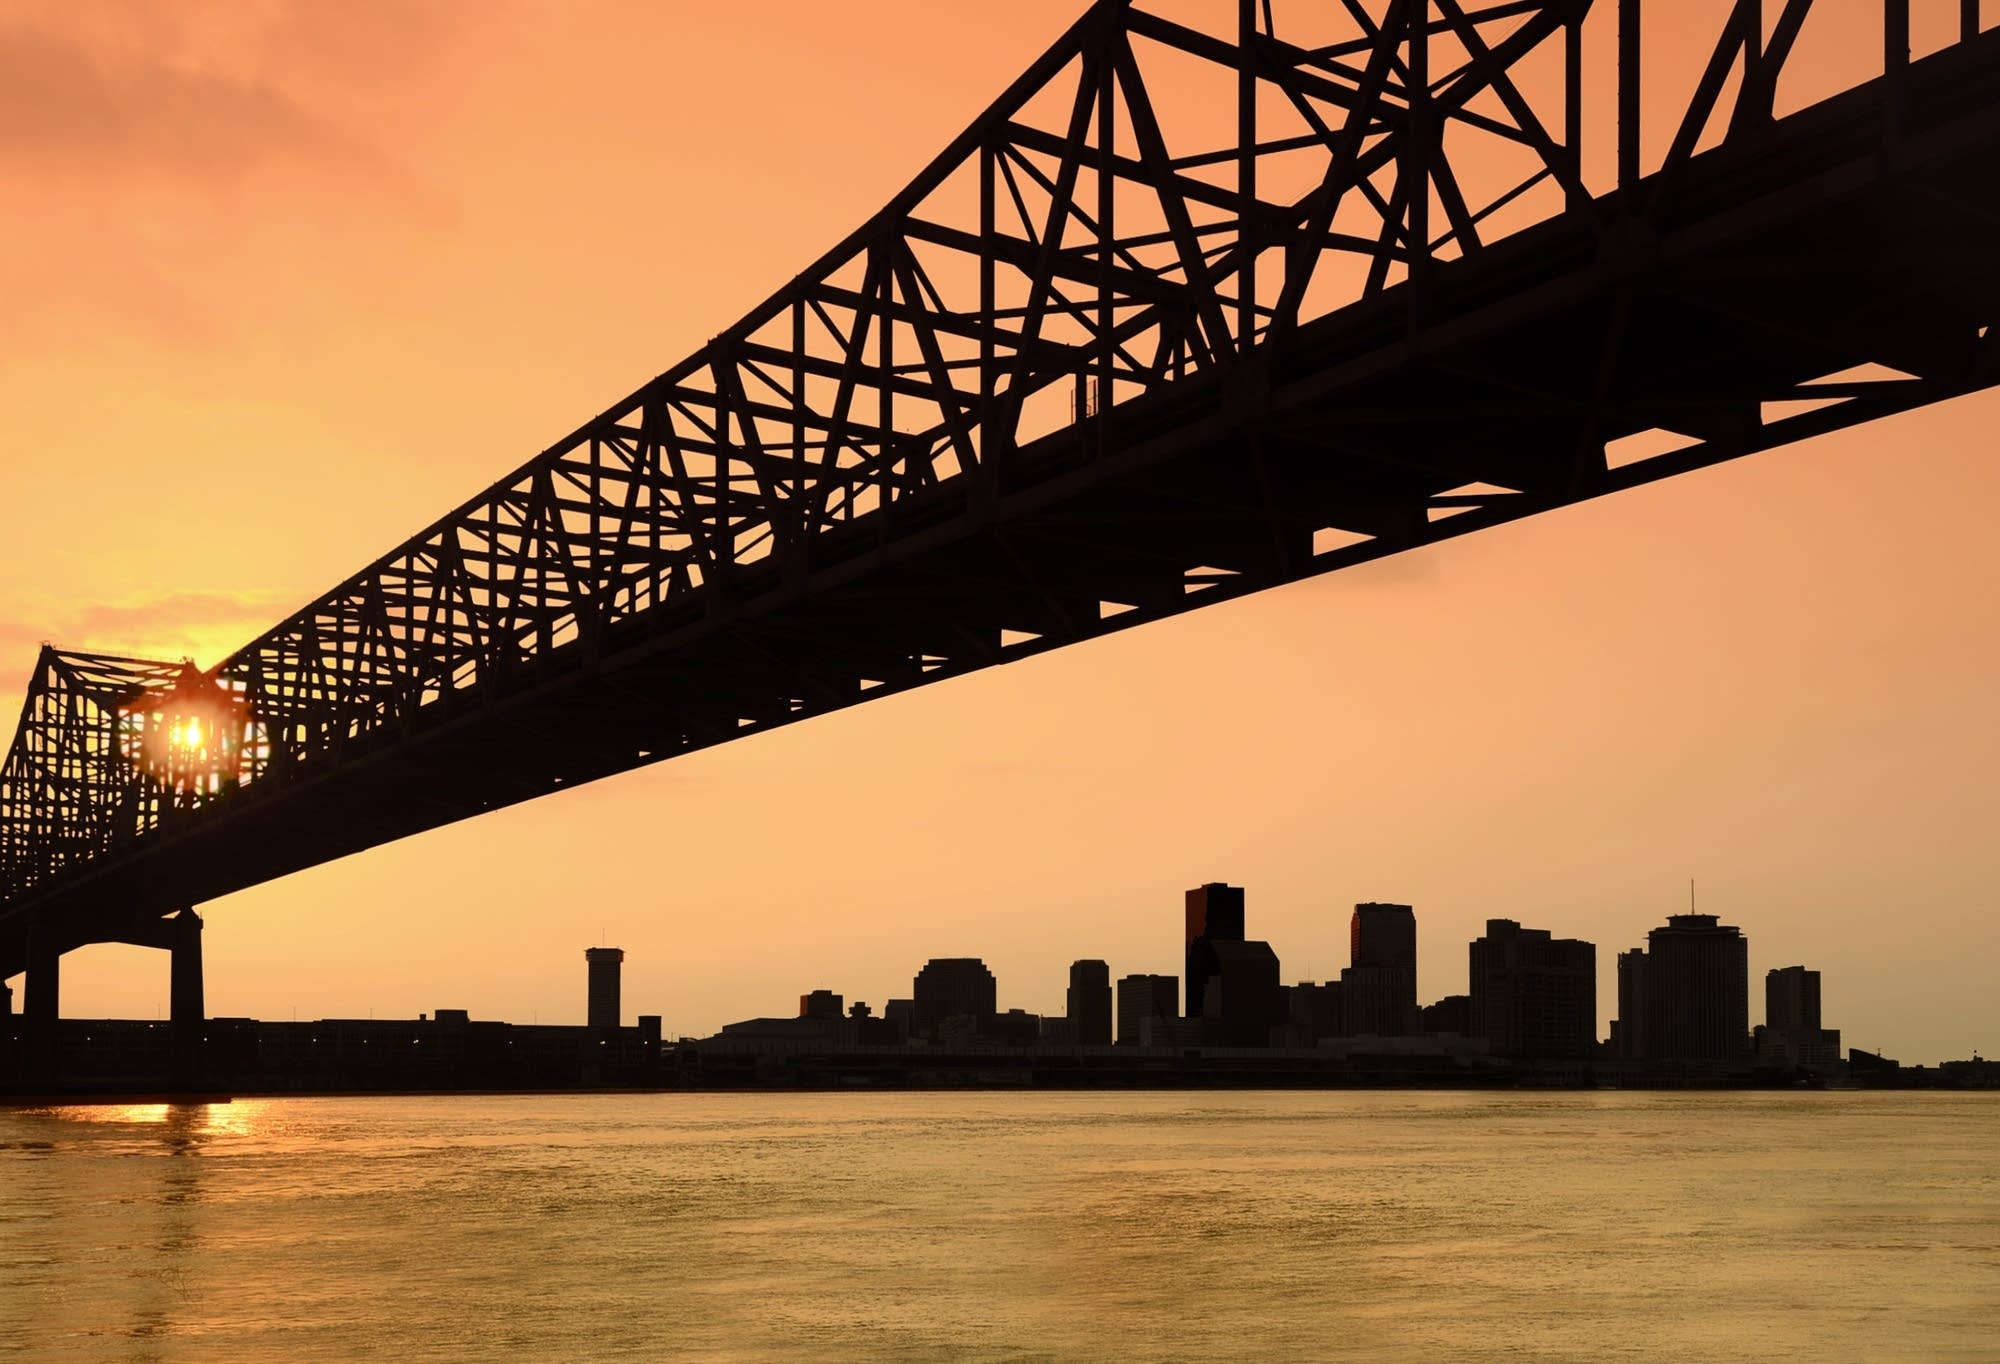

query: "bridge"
(3, 0), (1997, 1085)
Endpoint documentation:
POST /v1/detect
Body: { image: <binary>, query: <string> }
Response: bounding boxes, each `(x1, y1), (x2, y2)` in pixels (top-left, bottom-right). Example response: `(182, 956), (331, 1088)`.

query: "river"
(3, 1090), (1996, 1361)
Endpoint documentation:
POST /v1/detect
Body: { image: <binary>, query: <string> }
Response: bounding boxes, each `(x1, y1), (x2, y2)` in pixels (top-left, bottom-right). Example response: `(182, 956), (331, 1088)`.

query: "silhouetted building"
(1117, 973), (1178, 1045)
(585, 947), (624, 1029)
(1185, 883), (1246, 1019)
(1756, 965), (1841, 1070)
(1289, 980), (1343, 1041)
(1040, 1016), (1080, 1045)
(912, 958), (997, 1037)
(1420, 994), (1471, 1037)
(799, 989), (844, 1021)
(1201, 939), (1282, 1047)
(1342, 902), (1417, 1035)
(1641, 914), (1748, 1063)
(1611, 948), (1648, 1059)
(883, 998), (915, 1038)
(1067, 960), (1112, 1046)
(1469, 919), (1596, 1059)
(992, 1009), (1041, 1047)
(1766, 965), (1821, 1031)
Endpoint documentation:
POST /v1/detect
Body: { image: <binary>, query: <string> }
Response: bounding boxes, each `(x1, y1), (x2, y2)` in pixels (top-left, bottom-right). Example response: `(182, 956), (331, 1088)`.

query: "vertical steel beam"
(1405, 0), (1431, 303)
(1238, 0), (1259, 351)
(1619, 0), (1641, 190)
(1966, 0), (1982, 42)
(1566, 3), (1585, 211)
(1887, 0), (1909, 142)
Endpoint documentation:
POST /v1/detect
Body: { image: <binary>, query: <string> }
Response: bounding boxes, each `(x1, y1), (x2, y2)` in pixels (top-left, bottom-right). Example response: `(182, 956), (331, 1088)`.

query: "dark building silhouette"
(1766, 965), (1821, 1030)
(1184, 883), (1246, 1020)
(584, 947), (624, 1029)
(1067, 960), (1112, 1046)
(799, 989), (844, 1021)
(1341, 902), (1417, 1035)
(1116, 973), (1178, 1045)
(1420, 994), (1471, 1036)
(1638, 914), (1748, 1063)
(1468, 919), (1597, 1059)
(912, 958), (997, 1036)
(1611, 948), (1648, 1059)
(1289, 980), (1343, 1041)
(1201, 940), (1283, 1046)
(1756, 965), (1841, 1069)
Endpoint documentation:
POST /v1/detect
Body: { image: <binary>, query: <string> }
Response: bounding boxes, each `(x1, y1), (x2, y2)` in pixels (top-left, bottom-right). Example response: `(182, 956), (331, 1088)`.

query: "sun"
(120, 661), (251, 793)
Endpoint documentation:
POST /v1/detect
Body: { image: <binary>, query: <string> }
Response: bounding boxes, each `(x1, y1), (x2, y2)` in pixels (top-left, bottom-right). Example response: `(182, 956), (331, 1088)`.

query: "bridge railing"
(1, 0), (1989, 914)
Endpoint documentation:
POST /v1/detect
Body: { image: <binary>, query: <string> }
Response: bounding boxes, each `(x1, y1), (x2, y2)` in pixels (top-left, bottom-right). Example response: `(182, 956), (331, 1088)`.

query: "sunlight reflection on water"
(2, 1091), (1997, 1362)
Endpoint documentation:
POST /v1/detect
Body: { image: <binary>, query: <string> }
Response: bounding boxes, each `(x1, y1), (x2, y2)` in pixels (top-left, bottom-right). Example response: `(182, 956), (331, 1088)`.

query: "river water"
(2, 1090), (1996, 1361)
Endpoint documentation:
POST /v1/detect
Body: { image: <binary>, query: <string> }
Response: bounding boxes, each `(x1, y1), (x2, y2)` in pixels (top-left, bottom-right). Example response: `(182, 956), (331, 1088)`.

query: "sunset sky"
(2, 1), (1994, 1064)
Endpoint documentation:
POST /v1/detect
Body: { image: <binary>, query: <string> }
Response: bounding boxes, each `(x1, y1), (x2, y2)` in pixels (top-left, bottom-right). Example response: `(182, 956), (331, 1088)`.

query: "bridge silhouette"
(4, 0), (1997, 1085)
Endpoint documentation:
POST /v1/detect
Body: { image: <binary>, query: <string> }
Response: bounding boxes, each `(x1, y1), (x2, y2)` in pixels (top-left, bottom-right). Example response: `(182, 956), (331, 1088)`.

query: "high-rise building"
(912, 958), (997, 1036)
(1185, 883), (1246, 1019)
(584, 947), (624, 1029)
(799, 989), (844, 1021)
(1289, 980), (1343, 1041)
(1642, 914), (1748, 1062)
(1420, 994), (1471, 1036)
(1765, 966), (1821, 1031)
(1611, 948), (1649, 1059)
(1201, 940), (1283, 1046)
(1067, 960), (1113, 1045)
(1757, 965), (1841, 1070)
(1116, 973), (1178, 1045)
(1468, 919), (1597, 1059)
(1342, 902), (1417, 1036)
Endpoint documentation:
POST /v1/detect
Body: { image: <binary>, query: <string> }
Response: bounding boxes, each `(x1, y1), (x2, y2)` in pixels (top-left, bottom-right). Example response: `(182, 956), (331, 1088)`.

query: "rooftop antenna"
(1689, 877), (1696, 912)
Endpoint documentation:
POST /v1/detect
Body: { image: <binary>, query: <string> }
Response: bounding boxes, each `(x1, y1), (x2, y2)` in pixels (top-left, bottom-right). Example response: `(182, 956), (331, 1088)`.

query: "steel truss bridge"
(3, 0), (1997, 1081)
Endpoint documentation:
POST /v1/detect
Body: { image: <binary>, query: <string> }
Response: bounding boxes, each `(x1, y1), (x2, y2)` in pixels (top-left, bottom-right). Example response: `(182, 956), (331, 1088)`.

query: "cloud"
(74, 589), (289, 642)
(0, 588), (285, 666)
(0, 21), (392, 190)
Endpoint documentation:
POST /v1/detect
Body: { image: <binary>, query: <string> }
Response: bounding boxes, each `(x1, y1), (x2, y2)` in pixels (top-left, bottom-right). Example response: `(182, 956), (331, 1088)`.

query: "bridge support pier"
(24, 926), (59, 1088)
(169, 910), (204, 1089)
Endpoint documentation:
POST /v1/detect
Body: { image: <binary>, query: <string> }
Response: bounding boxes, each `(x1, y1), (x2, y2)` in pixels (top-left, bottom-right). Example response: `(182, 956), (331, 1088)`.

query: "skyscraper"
(1642, 914), (1748, 1062)
(1468, 919), (1597, 1059)
(1116, 973), (1178, 1045)
(1611, 948), (1649, 1059)
(1067, 959), (1113, 1045)
(912, 958), (997, 1036)
(1201, 939), (1283, 1047)
(584, 947), (624, 1029)
(1765, 965), (1821, 1031)
(1342, 902), (1417, 1036)
(1758, 965), (1841, 1069)
(799, 989), (844, 1021)
(1184, 883), (1246, 1019)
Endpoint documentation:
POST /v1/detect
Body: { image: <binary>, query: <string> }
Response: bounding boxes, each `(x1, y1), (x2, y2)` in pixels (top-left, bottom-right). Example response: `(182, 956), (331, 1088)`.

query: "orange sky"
(2, 1), (1994, 1063)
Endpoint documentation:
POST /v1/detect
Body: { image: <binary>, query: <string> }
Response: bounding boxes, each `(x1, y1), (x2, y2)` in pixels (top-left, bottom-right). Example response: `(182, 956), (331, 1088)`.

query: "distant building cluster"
(20, 892), (1968, 1098)
(710, 882), (1854, 1077)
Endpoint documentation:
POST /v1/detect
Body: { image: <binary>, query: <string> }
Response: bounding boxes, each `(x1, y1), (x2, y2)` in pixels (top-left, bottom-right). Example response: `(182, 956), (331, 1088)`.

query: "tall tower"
(1467, 918), (1596, 1059)
(1643, 914), (1747, 1062)
(1067, 959), (1113, 1045)
(1342, 902), (1417, 1036)
(1765, 965), (1821, 1031)
(585, 947), (624, 1029)
(1185, 882), (1246, 1019)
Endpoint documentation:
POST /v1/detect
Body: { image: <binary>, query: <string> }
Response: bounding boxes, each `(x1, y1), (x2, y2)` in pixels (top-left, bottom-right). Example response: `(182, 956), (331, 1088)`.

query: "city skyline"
(2, 3), (1995, 1066)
